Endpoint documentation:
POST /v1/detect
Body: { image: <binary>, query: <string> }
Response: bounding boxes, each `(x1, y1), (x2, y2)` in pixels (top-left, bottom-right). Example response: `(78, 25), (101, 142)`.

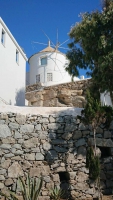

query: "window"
(1, 29), (5, 45)
(47, 73), (52, 81)
(41, 57), (47, 65)
(16, 50), (19, 63)
(36, 74), (40, 83)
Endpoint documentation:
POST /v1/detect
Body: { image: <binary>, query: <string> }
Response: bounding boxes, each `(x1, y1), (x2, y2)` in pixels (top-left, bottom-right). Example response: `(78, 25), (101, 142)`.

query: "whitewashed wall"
(0, 18), (27, 106)
(28, 51), (79, 86)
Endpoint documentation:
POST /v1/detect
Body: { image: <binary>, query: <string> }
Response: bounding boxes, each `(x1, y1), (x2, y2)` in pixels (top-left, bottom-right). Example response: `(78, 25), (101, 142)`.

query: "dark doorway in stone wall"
(58, 172), (72, 199)
(59, 172), (70, 182)
(99, 147), (111, 158)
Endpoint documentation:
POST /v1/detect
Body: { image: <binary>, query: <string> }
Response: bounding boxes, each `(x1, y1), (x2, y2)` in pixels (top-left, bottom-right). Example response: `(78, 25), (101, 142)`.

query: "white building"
(27, 42), (79, 86)
(0, 17), (27, 106)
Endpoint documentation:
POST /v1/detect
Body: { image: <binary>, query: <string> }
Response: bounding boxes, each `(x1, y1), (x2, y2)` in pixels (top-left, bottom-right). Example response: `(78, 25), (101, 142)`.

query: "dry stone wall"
(0, 112), (113, 200)
(25, 79), (92, 107)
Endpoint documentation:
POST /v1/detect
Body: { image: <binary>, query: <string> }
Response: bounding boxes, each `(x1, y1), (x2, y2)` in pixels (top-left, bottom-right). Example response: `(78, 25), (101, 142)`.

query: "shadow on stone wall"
(0, 108), (113, 199)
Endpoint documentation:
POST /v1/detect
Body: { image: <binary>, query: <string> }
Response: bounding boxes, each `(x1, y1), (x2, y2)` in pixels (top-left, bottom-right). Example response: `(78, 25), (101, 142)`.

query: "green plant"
(49, 186), (65, 200)
(86, 146), (100, 180)
(0, 174), (43, 200)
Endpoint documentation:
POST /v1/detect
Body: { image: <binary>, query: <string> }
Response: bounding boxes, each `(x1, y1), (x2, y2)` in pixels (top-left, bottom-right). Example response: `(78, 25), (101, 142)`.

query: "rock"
(66, 153), (75, 163)
(12, 144), (22, 149)
(88, 138), (113, 147)
(0, 175), (5, 180)
(16, 114), (26, 124)
(79, 123), (87, 130)
(69, 172), (77, 179)
(15, 150), (24, 155)
(36, 153), (44, 160)
(0, 125), (11, 138)
(9, 122), (19, 129)
(4, 153), (14, 158)
(1, 160), (11, 169)
(21, 160), (32, 169)
(52, 174), (60, 182)
(46, 150), (58, 160)
(0, 113), (8, 120)
(0, 144), (11, 149)
(24, 153), (35, 160)
(96, 127), (103, 134)
(8, 162), (23, 178)
(77, 146), (86, 159)
(23, 137), (39, 148)
(104, 131), (111, 138)
(20, 124), (34, 133)
(48, 123), (60, 130)
(53, 146), (67, 153)
(30, 166), (50, 176)
(0, 182), (4, 189)
(38, 131), (48, 139)
(49, 116), (55, 123)
(62, 132), (72, 140)
(43, 176), (50, 183)
(52, 139), (67, 145)
(5, 178), (13, 186)
(76, 172), (88, 182)
(35, 124), (41, 131)
(0, 169), (6, 174)
(2, 137), (15, 144)
(43, 142), (52, 151)
(14, 131), (22, 139)
(65, 124), (75, 132)
(76, 138), (86, 147)
(73, 131), (82, 140)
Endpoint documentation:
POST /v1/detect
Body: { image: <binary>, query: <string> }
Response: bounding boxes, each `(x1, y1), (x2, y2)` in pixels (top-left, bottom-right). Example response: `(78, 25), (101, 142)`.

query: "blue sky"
(0, 0), (101, 76)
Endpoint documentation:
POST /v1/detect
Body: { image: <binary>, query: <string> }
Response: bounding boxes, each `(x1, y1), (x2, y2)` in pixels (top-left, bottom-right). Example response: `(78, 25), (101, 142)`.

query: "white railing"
(0, 97), (9, 105)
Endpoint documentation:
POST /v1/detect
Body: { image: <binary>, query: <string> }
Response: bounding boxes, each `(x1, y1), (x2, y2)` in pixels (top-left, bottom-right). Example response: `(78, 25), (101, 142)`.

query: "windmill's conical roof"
(40, 46), (60, 53)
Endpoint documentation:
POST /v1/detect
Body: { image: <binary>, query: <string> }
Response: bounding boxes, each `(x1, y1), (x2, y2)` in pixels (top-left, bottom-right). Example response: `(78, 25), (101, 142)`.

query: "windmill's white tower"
(27, 42), (79, 86)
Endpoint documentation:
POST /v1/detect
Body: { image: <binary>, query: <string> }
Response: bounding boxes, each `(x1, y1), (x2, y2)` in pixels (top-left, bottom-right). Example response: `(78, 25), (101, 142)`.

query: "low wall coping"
(0, 105), (83, 116)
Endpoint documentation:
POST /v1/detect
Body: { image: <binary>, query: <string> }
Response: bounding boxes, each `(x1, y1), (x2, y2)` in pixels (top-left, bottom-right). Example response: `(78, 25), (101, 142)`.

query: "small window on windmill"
(41, 57), (47, 65)
(36, 74), (40, 83)
(47, 73), (52, 81)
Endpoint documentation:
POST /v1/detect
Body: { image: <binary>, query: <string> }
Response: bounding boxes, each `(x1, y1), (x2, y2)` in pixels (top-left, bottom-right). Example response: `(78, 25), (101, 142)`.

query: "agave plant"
(0, 173), (43, 200)
(49, 186), (65, 200)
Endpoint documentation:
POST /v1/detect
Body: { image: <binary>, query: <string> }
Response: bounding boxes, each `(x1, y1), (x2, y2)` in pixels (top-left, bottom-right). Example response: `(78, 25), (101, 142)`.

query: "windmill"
(28, 30), (75, 86)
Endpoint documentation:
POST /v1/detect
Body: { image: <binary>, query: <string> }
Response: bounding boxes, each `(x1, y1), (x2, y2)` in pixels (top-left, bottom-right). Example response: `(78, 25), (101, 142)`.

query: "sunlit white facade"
(0, 17), (27, 106)
(27, 44), (79, 86)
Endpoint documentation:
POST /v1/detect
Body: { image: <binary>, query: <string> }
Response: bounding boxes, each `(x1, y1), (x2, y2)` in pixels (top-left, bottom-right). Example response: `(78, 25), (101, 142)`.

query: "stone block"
(2, 137), (15, 144)
(36, 153), (44, 160)
(16, 114), (26, 124)
(43, 142), (52, 151)
(0, 125), (11, 138)
(73, 130), (82, 140)
(46, 150), (58, 160)
(77, 146), (86, 159)
(23, 137), (39, 148)
(9, 122), (19, 130)
(30, 166), (50, 176)
(20, 124), (34, 133)
(25, 153), (35, 160)
(88, 138), (113, 147)
(8, 162), (23, 178)
(75, 138), (86, 147)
